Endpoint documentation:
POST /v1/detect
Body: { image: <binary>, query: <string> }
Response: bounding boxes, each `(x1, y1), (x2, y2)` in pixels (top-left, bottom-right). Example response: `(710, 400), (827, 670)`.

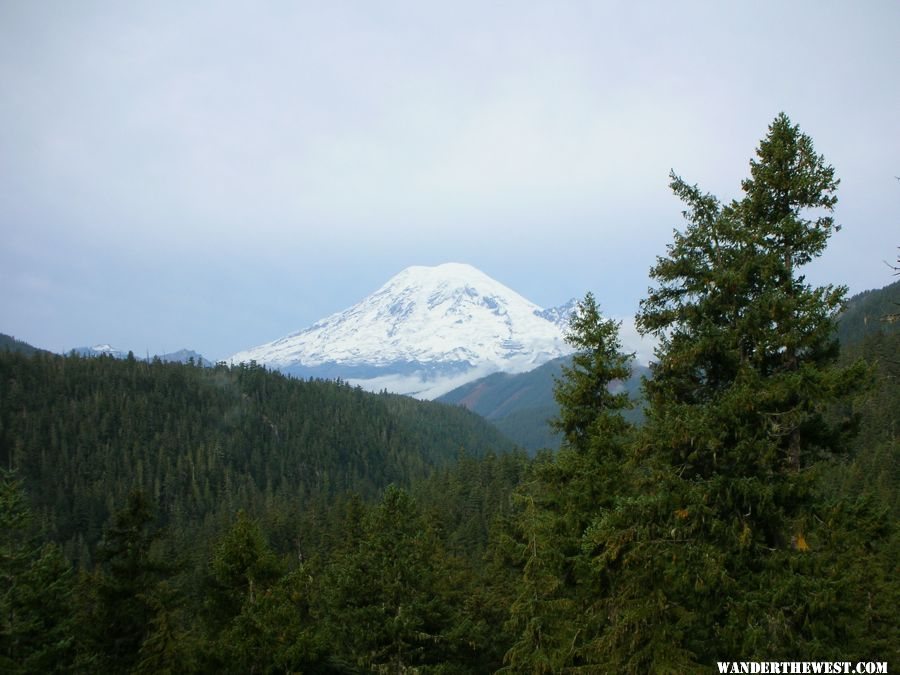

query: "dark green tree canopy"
(584, 113), (880, 668)
(552, 291), (634, 453)
(638, 113), (863, 478)
(741, 113), (839, 268)
(504, 294), (637, 671)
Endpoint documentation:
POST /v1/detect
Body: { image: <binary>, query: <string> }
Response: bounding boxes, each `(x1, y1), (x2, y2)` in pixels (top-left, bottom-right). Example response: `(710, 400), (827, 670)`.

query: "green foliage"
(0, 350), (526, 672)
(202, 514), (331, 673)
(552, 292), (634, 453)
(503, 294), (635, 671)
(498, 115), (899, 673)
(323, 486), (458, 672)
(839, 329), (900, 513)
(492, 406), (562, 454)
(414, 449), (530, 560)
(0, 471), (76, 673)
(502, 463), (586, 673)
(214, 566), (329, 674)
(639, 114), (863, 480)
(132, 581), (201, 675)
(212, 512), (282, 594)
(581, 467), (726, 672)
(414, 450), (532, 670)
(206, 511), (285, 628)
(588, 113), (890, 667)
(80, 489), (174, 672)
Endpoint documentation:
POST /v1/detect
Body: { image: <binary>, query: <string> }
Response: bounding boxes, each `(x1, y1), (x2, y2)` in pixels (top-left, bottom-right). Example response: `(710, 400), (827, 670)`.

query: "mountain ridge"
(69, 345), (214, 366)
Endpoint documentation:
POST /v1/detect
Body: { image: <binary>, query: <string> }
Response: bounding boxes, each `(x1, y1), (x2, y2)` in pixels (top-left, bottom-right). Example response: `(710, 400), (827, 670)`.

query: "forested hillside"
(0, 333), (51, 357)
(832, 327), (900, 516)
(837, 278), (900, 344)
(830, 279), (900, 516)
(0, 351), (516, 569)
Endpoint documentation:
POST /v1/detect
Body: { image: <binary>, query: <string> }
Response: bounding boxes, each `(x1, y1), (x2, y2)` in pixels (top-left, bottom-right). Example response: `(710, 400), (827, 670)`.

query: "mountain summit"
(228, 263), (576, 398)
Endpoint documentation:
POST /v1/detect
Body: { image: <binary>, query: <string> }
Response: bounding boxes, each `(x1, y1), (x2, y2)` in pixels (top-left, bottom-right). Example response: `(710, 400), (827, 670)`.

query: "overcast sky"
(2, 1), (898, 360)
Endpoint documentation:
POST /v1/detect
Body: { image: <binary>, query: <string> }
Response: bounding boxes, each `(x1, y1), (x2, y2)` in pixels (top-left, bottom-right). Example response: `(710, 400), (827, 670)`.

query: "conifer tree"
(0, 471), (76, 672)
(324, 486), (455, 672)
(204, 513), (330, 674)
(81, 489), (173, 671)
(583, 113), (882, 669)
(552, 292), (634, 453)
(504, 295), (634, 671)
(208, 511), (284, 622)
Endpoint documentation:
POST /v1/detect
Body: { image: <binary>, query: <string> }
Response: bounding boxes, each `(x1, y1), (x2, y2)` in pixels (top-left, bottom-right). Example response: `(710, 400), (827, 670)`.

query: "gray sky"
(2, 0), (898, 360)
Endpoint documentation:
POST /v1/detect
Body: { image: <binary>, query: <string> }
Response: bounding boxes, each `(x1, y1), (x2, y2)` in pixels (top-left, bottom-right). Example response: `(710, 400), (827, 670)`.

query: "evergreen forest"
(2, 114), (897, 672)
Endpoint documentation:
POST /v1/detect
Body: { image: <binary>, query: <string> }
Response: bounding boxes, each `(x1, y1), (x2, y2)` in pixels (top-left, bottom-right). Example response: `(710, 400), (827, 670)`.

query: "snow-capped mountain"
(533, 298), (579, 329)
(70, 344), (129, 359)
(228, 263), (578, 399)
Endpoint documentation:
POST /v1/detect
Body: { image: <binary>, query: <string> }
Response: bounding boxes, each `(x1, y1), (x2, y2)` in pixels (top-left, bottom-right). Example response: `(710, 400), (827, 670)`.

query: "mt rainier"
(228, 263), (582, 399)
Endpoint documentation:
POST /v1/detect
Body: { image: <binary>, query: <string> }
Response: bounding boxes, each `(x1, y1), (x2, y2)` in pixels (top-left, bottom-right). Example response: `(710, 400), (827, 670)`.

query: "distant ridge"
(837, 279), (900, 345)
(0, 333), (52, 356)
(438, 356), (649, 453)
(68, 344), (213, 366)
(155, 349), (214, 367)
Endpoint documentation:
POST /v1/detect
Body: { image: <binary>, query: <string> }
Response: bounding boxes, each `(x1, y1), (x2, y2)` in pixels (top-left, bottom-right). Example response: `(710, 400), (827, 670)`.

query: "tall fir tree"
(504, 294), (635, 672)
(580, 113), (888, 670)
(552, 292), (634, 454)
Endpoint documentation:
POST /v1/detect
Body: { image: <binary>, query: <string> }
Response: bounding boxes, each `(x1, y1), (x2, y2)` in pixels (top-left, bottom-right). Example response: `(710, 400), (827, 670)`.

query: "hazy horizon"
(3, 1), (898, 360)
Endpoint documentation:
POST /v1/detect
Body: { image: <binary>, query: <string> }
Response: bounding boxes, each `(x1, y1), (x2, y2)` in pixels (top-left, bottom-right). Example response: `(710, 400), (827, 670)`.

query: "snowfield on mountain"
(227, 263), (578, 398)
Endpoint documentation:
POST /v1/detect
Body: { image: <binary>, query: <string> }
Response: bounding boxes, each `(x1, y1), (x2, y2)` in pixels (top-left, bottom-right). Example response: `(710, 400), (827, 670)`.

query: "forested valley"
(2, 115), (898, 672)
